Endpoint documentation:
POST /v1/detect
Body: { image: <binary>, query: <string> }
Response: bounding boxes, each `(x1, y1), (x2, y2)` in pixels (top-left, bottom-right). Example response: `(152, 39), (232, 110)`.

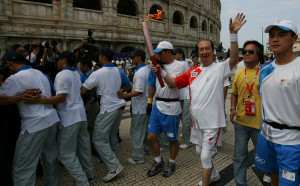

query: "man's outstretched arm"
(229, 13), (247, 70)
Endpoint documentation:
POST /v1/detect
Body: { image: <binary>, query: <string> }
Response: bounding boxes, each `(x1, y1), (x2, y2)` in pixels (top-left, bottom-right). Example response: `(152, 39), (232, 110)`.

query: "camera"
(87, 29), (96, 44)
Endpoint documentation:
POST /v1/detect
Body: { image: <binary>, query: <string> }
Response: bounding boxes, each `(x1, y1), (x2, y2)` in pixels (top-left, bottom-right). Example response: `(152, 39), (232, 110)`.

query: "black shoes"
(147, 158), (165, 177)
(163, 161), (176, 177)
(147, 158), (176, 177)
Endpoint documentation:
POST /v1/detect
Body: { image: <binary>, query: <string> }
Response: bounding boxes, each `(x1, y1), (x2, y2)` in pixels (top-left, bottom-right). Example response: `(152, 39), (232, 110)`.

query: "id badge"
(245, 100), (255, 115)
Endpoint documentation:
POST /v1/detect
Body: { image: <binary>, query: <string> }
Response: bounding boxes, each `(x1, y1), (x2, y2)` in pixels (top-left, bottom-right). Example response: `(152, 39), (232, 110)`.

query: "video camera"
(87, 29), (96, 44)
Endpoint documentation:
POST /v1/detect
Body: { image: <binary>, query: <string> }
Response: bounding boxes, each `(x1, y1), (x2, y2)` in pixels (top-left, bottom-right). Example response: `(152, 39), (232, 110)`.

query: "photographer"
(26, 40), (41, 64)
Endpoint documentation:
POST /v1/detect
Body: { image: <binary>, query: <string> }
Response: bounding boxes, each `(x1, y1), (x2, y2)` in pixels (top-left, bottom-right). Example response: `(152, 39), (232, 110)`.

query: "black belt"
(264, 121), (300, 131)
(156, 97), (179, 102)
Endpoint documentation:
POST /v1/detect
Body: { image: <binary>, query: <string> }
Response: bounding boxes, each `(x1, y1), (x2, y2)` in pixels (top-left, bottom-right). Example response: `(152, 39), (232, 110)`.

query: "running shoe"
(163, 161), (176, 177)
(127, 158), (144, 165)
(198, 170), (220, 186)
(102, 164), (124, 182)
(147, 158), (165, 177)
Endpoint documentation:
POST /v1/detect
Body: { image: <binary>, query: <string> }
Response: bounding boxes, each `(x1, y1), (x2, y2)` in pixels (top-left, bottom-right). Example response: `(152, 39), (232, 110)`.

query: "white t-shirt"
(26, 53), (36, 63)
(179, 61), (190, 100)
(83, 65), (127, 114)
(237, 60), (245, 70)
(55, 69), (87, 127)
(132, 64), (149, 115)
(0, 67), (59, 134)
(224, 78), (230, 87)
(155, 60), (186, 115)
(260, 58), (300, 145)
(175, 59), (235, 129)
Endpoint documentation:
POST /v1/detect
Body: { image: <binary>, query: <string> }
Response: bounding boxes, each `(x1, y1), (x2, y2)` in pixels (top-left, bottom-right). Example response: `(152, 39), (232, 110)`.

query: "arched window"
(117, 0), (138, 16)
(149, 4), (164, 21)
(202, 20), (207, 31)
(120, 46), (135, 53)
(149, 5), (163, 14)
(173, 11), (183, 25)
(210, 24), (214, 34)
(23, 0), (52, 4)
(73, 0), (101, 10)
(190, 16), (198, 28)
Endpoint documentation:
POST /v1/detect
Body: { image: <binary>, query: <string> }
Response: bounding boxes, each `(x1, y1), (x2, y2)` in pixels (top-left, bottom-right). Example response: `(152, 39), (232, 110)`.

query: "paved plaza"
(36, 88), (270, 186)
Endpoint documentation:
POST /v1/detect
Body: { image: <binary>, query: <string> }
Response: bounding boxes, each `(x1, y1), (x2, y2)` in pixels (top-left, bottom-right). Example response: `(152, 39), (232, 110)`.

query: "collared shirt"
(132, 64), (149, 114)
(0, 66), (59, 134)
(179, 60), (190, 100)
(259, 57), (300, 145)
(84, 68), (94, 78)
(148, 60), (186, 115)
(83, 63), (131, 114)
(55, 68), (87, 127)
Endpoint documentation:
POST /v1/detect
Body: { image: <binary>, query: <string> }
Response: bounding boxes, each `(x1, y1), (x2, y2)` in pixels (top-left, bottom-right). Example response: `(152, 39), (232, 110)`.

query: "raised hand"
(229, 13), (247, 34)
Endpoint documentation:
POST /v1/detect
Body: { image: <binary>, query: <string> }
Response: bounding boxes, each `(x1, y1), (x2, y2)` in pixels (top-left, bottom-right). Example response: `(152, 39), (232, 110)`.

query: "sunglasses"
(242, 50), (256, 55)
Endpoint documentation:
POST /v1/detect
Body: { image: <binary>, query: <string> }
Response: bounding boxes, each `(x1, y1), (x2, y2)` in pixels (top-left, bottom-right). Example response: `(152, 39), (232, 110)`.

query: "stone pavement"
(36, 88), (269, 186)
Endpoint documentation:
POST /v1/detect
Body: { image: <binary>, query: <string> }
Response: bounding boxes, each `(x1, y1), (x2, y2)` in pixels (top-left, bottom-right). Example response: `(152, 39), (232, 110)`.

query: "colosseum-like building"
(0, 0), (221, 58)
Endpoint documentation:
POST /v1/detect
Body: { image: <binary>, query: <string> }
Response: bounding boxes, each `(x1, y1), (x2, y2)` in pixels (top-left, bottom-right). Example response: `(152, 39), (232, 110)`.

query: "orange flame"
(145, 9), (165, 21)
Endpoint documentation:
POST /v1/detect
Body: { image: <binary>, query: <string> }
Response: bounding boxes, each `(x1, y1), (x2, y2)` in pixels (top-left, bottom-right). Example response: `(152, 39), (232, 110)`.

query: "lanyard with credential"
(245, 66), (260, 94)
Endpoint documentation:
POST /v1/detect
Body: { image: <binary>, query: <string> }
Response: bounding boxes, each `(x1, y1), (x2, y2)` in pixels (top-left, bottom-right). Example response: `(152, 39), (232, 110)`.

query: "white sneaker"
(198, 170), (220, 186)
(127, 158), (144, 165)
(211, 147), (218, 157)
(263, 173), (271, 183)
(102, 164), (124, 182)
(179, 143), (192, 149)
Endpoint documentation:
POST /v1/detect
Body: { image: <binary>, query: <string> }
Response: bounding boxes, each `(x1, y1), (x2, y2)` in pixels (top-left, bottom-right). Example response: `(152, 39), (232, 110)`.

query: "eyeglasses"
(242, 50), (256, 55)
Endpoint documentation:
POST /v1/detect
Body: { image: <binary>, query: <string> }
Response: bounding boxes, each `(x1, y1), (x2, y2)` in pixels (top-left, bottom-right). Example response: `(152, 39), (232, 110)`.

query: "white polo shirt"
(175, 59), (235, 129)
(131, 64), (150, 115)
(83, 64), (131, 114)
(179, 60), (190, 100)
(148, 60), (186, 115)
(260, 58), (300, 145)
(55, 68), (87, 127)
(0, 66), (59, 134)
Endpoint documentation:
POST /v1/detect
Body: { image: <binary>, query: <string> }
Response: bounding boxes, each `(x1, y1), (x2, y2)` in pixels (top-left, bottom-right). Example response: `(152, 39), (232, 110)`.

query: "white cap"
(265, 20), (297, 34)
(153, 41), (173, 53)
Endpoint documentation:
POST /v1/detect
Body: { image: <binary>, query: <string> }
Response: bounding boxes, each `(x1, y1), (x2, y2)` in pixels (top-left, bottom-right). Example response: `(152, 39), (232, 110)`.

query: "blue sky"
(220, 0), (300, 50)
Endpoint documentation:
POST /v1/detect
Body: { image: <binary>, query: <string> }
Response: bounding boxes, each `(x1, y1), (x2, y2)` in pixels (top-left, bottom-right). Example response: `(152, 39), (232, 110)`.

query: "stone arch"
(173, 11), (184, 25)
(190, 16), (198, 29)
(23, 0), (52, 4)
(117, 0), (138, 16)
(149, 4), (164, 14)
(202, 20), (207, 31)
(210, 24), (214, 34)
(73, 0), (101, 10)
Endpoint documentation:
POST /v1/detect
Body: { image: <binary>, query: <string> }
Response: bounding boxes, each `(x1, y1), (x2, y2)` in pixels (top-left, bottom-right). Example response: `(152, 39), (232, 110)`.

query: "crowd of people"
(0, 12), (299, 186)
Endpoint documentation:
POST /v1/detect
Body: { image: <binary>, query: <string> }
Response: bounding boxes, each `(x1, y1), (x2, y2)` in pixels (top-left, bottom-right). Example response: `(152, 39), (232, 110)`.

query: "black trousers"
(0, 104), (21, 186)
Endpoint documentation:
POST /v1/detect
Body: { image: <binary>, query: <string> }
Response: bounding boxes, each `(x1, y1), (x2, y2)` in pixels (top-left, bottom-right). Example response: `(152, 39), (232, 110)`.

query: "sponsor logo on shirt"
(191, 72), (198, 77)
(255, 154), (265, 164)
(280, 79), (292, 87)
(58, 83), (64, 89)
(189, 68), (202, 85)
(282, 170), (295, 181)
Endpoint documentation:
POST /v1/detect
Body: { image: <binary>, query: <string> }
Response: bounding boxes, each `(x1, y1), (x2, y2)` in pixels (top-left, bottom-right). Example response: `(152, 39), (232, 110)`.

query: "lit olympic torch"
(142, 21), (165, 87)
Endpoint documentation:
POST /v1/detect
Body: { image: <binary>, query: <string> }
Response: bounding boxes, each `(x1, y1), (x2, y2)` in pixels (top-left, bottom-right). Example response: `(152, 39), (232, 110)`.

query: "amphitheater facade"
(0, 0), (221, 58)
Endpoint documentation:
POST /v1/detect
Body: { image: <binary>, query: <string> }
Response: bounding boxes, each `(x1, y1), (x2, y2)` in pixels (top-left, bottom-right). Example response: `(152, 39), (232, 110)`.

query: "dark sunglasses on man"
(242, 49), (256, 55)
